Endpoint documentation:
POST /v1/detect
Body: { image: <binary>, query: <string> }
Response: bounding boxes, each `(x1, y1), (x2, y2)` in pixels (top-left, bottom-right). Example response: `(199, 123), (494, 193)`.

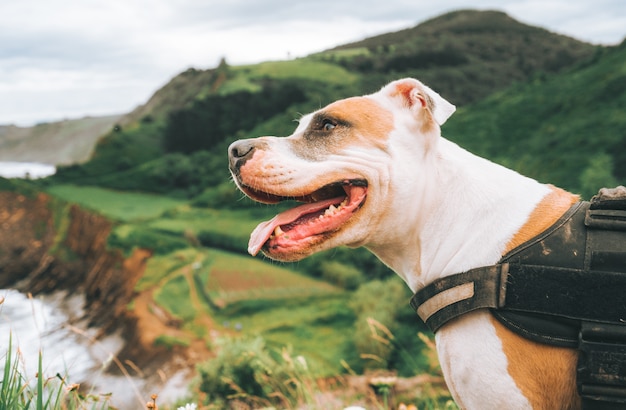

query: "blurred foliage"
(349, 277), (421, 372)
(196, 337), (317, 409)
(443, 42), (626, 199)
(164, 80), (307, 154)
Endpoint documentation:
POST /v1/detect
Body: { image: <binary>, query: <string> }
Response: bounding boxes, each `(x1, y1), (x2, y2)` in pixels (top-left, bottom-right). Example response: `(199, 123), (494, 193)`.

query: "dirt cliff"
(0, 190), (163, 366)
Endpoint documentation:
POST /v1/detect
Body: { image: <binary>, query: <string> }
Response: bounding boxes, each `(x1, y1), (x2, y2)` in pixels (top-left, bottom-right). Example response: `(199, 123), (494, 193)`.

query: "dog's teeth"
(274, 226), (284, 236)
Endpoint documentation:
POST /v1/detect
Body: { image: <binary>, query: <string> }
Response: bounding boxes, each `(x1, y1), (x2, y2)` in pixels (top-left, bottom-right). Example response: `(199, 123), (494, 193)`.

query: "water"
(0, 162), (56, 179)
(0, 289), (191, 407)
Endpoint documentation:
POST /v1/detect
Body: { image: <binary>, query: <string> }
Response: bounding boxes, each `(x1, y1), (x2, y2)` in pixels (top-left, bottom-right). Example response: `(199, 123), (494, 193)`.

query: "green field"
(46, 184), (186, 221)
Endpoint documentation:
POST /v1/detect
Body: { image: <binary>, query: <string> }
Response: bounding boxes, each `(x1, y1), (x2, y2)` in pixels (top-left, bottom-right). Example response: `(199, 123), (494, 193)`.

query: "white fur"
(435, 312), (532, 409)
(365, 81), (550, 409)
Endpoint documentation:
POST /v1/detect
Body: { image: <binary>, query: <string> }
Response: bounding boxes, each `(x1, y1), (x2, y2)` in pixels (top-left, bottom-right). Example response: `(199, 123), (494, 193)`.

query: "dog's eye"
(322, 120), (336, 131)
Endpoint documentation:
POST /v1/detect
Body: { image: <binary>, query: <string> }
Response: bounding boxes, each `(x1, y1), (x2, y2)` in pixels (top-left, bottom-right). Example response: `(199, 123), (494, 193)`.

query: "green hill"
(49, 9), (601, 198)
(324, 9), (597, 105)
(443, 40), (626, 199)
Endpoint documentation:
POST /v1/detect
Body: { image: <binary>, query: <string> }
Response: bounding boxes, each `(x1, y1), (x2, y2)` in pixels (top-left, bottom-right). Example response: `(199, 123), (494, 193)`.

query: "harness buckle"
(578, 321), (626, 408)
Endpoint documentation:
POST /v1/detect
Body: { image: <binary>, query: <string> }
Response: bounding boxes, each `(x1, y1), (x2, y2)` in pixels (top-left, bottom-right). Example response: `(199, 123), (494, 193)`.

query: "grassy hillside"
(324, 9), (597, 105)
(444, 41), (626, 199)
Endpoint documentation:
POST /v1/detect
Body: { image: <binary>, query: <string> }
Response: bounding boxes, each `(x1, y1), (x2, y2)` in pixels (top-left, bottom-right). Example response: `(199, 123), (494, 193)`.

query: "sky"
(1, 0), (624, 127)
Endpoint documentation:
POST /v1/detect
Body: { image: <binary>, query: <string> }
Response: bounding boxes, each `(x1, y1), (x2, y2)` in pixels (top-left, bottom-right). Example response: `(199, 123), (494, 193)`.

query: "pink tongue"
(248, 196), (344, 256)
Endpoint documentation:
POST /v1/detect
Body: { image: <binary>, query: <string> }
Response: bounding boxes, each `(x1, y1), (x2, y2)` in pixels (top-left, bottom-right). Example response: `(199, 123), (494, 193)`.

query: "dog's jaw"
(247, 181), (369, 259)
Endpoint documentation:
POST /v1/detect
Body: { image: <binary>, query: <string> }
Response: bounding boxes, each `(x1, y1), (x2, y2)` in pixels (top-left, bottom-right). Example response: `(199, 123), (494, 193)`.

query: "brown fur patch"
(504, 185), (580, 254)
(498, 185), (581, 408)
(491, 316), (581, 409)
(286, 97), (393, 162)
(322, 97), (394, 151)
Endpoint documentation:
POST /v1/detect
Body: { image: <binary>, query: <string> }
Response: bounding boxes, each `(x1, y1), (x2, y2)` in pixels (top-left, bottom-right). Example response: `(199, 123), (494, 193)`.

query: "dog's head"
(228, 78), (455, 261)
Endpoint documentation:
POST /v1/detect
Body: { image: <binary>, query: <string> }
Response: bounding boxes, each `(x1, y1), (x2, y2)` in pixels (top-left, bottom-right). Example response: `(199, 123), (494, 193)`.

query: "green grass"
(1, 335), (112, 409)
(233, 59), (360, 85)
(213, 294), (355, 376)
(215, 75), (262, 95)
(155, 273), (197, 321)
(213, 58), (360, 97)
(46, 184), (186, 221)
(312, 47), (371, 59)
(444, 44), (626, 199)
(201, 249), (339, 304)
(147, 206), (261, 237)
(136, 247), (200, 291)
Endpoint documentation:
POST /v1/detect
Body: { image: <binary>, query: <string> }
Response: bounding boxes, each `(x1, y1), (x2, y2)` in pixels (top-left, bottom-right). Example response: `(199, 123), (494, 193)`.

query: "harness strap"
(409, 264), (507, 332)
(410, 263), (626, 333)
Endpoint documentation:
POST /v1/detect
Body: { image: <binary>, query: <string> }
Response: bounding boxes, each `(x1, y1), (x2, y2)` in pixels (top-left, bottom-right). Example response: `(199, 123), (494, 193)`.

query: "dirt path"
(130, 252), (216, 367)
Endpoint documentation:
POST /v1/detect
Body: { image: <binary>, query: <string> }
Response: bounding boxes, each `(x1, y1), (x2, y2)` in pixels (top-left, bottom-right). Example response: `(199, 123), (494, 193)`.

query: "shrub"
(349, 277), (407, 370)
(192, 181), (256, 209)
(196, 230), (248, 255)
(154, 334), (190, 350)
(319, 260), (364, 290)
(108, 227), (190, 255)
(196, 336), (314, 408)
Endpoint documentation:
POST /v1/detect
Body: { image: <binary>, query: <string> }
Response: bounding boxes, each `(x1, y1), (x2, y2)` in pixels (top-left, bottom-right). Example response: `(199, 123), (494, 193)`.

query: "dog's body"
(228, 78), (582, 409)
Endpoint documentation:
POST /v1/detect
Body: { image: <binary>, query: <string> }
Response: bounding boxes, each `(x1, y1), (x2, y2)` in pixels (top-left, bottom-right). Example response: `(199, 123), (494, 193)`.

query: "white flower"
(296, 355), (308, 370)
(177, 404), (197, 410)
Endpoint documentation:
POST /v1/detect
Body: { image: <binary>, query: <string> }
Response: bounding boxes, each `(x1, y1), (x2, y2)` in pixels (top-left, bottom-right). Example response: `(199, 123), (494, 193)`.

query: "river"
(0, 165), (192, 407)
(0, 289), (191, 408)
(0, 162), (56, 179)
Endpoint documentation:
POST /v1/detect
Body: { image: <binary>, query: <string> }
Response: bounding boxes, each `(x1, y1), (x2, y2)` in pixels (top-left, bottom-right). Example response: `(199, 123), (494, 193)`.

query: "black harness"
(410, 187), (626, 408)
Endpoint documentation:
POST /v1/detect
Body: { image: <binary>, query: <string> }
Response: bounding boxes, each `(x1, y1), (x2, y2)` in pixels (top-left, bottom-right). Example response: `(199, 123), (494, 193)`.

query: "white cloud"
(0, 0), (624, 126)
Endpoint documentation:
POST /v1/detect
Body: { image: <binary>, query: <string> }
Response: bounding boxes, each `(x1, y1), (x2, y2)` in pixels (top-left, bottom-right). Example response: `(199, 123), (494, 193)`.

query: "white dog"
(228, 78), (585, 409)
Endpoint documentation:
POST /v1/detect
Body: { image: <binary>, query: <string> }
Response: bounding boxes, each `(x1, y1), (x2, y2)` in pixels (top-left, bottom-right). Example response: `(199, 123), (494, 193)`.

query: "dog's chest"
(435, 311), (532, 410)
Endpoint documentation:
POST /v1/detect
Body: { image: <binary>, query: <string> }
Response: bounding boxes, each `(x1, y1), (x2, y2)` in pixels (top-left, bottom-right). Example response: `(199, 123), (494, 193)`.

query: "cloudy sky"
(1, 0), (624, 126)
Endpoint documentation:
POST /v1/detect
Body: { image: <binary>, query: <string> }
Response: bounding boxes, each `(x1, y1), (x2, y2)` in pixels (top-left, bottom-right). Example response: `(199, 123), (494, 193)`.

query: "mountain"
(325, 9), (597, 105)
(0, 115), (120, 165)
(49, 9), (603, 197)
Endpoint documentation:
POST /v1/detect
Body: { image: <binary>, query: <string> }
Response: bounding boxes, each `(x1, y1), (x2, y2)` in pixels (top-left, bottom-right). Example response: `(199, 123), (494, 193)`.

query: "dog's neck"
(368, 137), (564, 292)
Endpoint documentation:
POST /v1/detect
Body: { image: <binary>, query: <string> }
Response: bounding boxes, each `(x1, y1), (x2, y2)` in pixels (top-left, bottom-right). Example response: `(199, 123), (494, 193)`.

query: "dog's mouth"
(241, 179), (368, 257)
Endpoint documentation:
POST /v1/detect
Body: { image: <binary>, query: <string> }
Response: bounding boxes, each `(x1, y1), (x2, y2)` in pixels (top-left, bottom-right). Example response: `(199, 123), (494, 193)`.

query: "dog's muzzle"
(228, 138), (265, 176)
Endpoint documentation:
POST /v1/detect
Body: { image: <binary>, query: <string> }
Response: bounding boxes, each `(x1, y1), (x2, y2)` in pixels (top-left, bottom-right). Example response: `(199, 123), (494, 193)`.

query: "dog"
(228, 78), (583, 409)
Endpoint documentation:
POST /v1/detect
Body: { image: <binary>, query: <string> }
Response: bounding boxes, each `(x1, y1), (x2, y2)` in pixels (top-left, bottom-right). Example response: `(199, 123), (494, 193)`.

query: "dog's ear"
(385, 78), (456, 125)
(420, 83), (456, 125)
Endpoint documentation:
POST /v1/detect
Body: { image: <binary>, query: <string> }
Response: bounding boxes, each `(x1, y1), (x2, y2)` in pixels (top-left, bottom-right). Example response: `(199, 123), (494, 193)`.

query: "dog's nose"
(228, 139), (257, 171)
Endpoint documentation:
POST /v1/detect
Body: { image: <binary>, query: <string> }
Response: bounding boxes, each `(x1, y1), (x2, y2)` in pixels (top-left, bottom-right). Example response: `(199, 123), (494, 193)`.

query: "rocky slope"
(0, 115), (120, 165)
(0, 189), (186, 372)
